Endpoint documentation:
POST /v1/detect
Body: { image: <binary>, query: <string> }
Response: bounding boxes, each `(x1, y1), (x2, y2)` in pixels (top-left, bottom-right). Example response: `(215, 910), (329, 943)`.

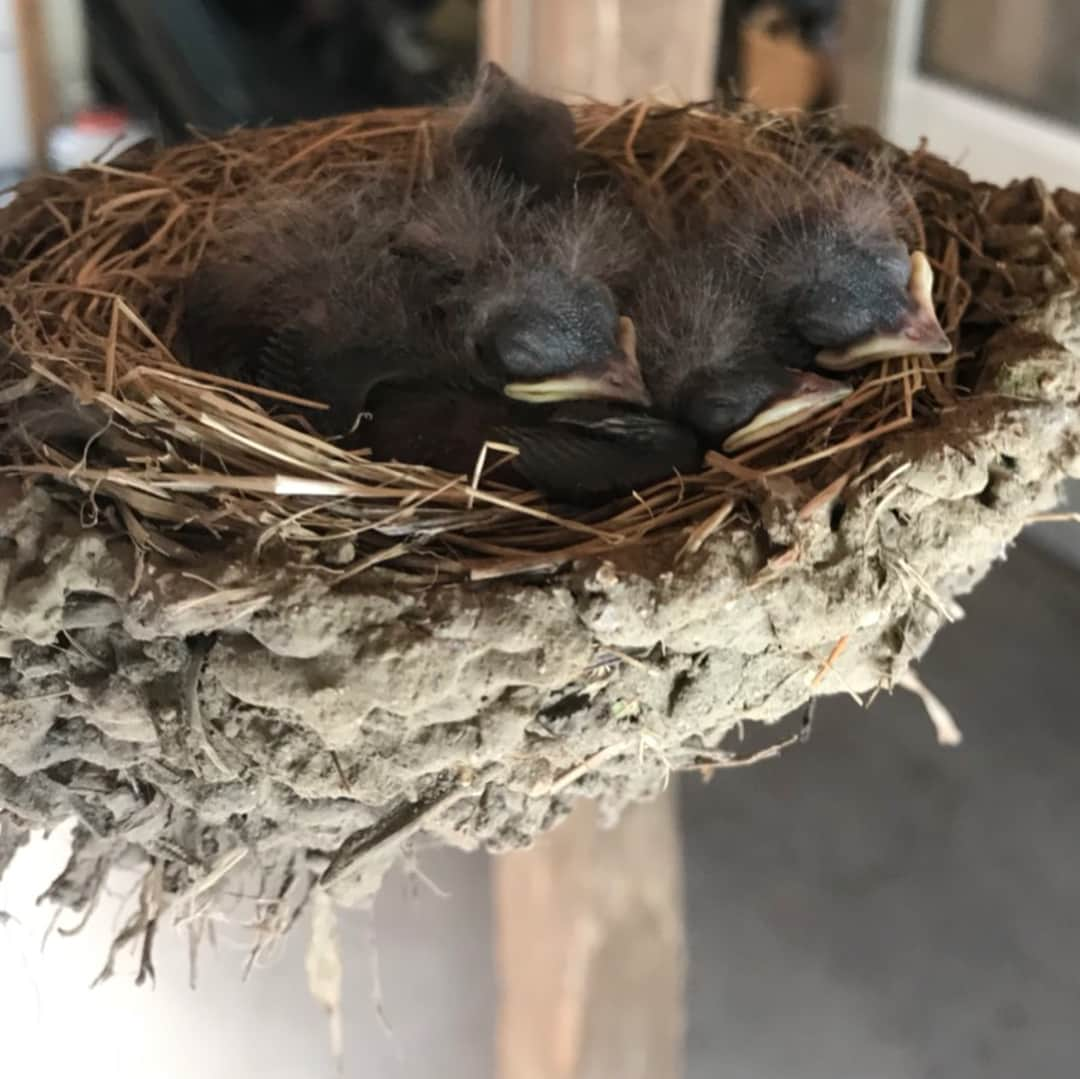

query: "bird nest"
(1, 101), (1079, 973)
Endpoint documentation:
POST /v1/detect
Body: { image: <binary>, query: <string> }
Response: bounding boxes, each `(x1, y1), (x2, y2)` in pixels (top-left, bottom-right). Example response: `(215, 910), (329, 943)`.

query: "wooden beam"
(13, 0), (57, 169)
(480, 0), (723, 103)
(493, 790), (686, 1079)
(480, 7), (702, 1074)
(837, 0), (900, 128)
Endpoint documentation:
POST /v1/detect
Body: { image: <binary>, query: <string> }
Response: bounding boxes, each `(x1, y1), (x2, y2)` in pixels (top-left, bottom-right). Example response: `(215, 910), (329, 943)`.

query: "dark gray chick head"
(469, 267), (650, 407)
(754, 181), (951, 370)
(630, 242), (853, 452)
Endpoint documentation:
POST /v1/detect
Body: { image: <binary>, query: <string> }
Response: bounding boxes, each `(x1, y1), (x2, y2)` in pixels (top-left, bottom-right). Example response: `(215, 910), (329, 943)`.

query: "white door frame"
(847, 0), (1080, 561)
(844, 0), (1080, 190)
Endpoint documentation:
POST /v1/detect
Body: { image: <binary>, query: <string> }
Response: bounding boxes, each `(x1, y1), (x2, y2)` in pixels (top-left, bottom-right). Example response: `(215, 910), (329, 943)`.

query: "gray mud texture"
(2, 300), (1079, 922)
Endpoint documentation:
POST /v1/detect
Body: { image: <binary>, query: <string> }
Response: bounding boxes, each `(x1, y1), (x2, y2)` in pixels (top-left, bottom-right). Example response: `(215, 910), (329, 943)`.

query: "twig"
(897, 668), (963, 746)
(319, 781), (468, 888)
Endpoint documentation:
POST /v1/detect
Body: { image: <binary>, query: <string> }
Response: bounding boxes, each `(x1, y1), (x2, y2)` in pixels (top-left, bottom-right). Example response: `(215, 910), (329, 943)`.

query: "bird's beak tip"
(722, 374), (851, 453)
(903, 313), (952, 356)
(503, 318), (651, 407)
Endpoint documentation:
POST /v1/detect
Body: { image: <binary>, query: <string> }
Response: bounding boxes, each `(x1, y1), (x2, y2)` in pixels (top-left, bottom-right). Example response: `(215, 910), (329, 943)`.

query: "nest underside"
(1, 102), (1080, 972)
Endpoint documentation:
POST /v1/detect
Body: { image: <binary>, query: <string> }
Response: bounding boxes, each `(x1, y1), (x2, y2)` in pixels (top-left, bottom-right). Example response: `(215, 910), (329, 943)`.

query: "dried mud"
(2, 303), (1078, 919)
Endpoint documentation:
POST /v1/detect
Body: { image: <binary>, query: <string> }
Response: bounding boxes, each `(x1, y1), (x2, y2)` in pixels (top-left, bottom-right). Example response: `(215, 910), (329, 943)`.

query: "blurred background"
(0, 1), (1078, 1077)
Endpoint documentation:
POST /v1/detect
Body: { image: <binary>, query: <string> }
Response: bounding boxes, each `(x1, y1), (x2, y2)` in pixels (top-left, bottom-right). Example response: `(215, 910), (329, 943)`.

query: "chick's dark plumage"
(452, 61), (578, 201)
(179, 186), (443, 434)
(362, 385), (700, 503)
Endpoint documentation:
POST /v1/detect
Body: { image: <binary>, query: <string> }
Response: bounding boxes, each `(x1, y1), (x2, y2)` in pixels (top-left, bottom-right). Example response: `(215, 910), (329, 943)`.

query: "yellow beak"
(504, 317), (653, 407)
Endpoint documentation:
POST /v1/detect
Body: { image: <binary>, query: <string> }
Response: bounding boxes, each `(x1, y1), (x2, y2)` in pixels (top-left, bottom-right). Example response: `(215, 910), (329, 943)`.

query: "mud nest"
(1, 100), (1079, 969)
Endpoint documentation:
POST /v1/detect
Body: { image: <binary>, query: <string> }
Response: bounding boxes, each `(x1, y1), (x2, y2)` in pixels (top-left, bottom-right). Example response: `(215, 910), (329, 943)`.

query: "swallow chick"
(729, 159), (952, 372)
(634, 159), (951, 452)
(451, 60), (579, 201)
(179, 173), (651, 456)
(632, 238), (851, 454)
(178, 187), (425, 434)
(723, 166), (951, 447)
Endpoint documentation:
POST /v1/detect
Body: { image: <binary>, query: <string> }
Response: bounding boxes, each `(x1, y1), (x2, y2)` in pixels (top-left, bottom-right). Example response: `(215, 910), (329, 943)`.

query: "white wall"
(0, 0), (31, 170)
(0, 827), (495, 1079)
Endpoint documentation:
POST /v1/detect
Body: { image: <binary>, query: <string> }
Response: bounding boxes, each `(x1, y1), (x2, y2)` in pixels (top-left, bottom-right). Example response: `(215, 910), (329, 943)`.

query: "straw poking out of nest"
(3, 100), (1078, 580)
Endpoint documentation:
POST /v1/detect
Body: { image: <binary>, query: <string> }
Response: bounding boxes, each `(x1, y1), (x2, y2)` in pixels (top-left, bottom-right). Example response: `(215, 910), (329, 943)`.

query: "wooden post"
(837, 0), (900, 127)
(481, 6), (714, 1073)
(480, 0), (723, 103)
(13, 0), (57, 169)
(493, 791), (686, 1079)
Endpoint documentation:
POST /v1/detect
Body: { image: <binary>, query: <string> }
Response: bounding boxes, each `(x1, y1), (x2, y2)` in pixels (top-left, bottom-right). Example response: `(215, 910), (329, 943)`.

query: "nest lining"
(1, 102), (1079, 971)
(2, 101), (1076, 576)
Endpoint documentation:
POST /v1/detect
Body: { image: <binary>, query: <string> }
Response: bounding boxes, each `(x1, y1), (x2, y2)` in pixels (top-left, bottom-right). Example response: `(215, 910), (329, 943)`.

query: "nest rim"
(1, 98), (1074, 582)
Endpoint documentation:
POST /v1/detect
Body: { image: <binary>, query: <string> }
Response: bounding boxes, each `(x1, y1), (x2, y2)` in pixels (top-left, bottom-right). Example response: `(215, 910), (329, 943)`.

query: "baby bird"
(178, 67), (679, 502)
(633, 161), (951, 452)
(178, 188), (416, 431)
(178, 180), (675, 501)
(392, 166), (652, 408)
(632, 238), (848, 454)
(181, 170), (650, 427)
(183, 58), (646, 414)
(451, 61), (579, 202)
(738, 168), (951, 371)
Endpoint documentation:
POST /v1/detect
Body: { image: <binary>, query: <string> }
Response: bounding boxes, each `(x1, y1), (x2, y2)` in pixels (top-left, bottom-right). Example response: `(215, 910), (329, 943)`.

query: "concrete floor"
(2, 538), (1079, 1078)
(682, 538), (1080, 1079)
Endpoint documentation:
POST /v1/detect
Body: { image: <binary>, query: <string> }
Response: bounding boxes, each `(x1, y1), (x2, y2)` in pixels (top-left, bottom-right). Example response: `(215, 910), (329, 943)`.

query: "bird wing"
(496, 409), (702, 502)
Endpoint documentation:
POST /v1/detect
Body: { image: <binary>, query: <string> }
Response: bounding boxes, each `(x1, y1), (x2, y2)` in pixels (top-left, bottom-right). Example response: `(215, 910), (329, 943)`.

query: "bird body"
(362, 384), (701, 503)
(178, 185), (449, 431)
